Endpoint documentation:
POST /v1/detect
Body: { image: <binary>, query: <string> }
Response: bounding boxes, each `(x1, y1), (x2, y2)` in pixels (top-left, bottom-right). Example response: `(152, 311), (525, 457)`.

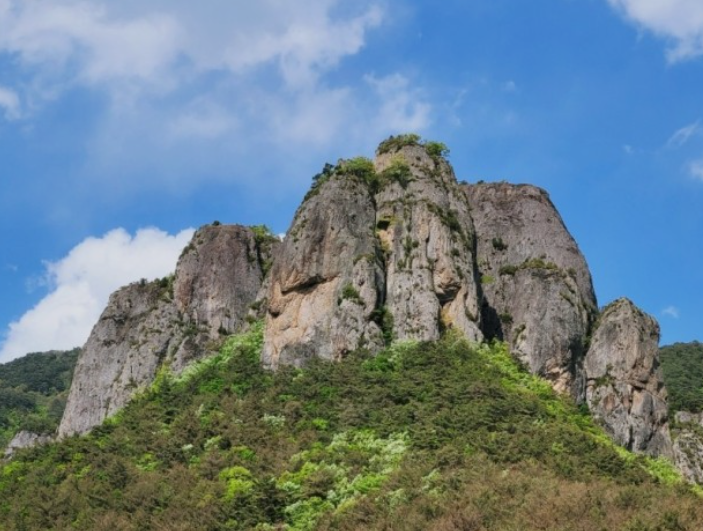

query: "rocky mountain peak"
(54, 136), (674, 476)
(58, 223), (273, 437)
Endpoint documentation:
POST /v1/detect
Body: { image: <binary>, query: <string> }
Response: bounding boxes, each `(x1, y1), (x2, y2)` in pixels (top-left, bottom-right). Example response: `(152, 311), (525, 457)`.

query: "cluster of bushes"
(1, 325), (699, 530)
(303, 134), (452, 203)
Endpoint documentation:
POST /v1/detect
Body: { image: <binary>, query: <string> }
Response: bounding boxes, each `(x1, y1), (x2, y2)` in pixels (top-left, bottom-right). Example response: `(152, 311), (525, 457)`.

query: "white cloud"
(0, 1), (411, 192)
(0, 226), (194, 363)
(688, 159), (703, 181)
(662, 306), (680, 318)
(0, 1), (384, 99)
(0, 85), (20, 119)
(607, 0), (703, 61)
(667, 120), (700, 148)
(365, 73), (432, 133)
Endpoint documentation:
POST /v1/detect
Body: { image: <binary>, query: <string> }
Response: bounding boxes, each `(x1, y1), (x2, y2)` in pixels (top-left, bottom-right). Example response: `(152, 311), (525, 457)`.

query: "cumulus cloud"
(0, 0), (427, 192)
(607, 0), (703, 61)
(667, 120), (700, 148)
(0, 227), (194, 363)
(662, 306), (680, 318)
(0, 1), (384, 101)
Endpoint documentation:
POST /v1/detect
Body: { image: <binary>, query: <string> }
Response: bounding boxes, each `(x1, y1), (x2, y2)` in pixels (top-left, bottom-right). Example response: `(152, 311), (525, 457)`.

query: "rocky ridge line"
(52, 136), (677, 477)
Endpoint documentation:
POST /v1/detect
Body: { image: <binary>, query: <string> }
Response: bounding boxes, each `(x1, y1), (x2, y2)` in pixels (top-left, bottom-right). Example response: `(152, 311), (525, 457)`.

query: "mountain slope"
(0, 349), (79, 449)
(1, 325), (699, 531)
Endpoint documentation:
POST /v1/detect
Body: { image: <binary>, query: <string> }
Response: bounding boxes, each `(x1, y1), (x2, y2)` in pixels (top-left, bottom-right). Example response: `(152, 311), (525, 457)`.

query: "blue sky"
(1, 0), (702, 362)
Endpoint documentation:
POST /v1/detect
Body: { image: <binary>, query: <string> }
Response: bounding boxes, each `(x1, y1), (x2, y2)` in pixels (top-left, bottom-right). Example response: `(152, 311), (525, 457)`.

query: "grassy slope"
(1, 326), (701, 531)
(0, 349), (80, 448)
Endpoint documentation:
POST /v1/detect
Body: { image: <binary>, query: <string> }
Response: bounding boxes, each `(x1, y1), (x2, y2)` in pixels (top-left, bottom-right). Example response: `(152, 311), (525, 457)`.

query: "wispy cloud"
(0, 227), (194, 363)
(688, 159), (703, 181)
(607, 0), (703, 62)
(667, 120), (700, 148)
(0, 85), (20, 119)
(662, 306), (680, 319)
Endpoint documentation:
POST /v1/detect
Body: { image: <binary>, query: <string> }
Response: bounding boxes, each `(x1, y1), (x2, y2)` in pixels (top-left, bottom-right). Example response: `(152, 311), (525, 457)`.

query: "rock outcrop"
(262, 169), (385, 369)
(56, 136), (676, 479)
(672, 412), (703, 484)
(584, 298), (671, 456)
(465, 182), (597, 398)
(59, 224), (271, 437)
(4, 431), (53, 458)
(262, 139), (484, 369)
(375, 142), (482, 343)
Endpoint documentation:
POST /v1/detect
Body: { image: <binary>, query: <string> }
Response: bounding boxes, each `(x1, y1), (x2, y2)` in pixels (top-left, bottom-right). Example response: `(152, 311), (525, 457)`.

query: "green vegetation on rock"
(0, 329), (699, 530)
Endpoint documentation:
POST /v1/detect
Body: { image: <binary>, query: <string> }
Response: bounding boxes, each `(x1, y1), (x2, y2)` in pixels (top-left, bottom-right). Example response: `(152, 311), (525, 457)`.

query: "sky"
(1, 0), (702, 362)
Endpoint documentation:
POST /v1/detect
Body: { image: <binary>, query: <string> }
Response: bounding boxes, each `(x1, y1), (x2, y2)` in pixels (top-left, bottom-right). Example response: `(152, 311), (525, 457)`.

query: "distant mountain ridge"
(0, 348), (79, 451)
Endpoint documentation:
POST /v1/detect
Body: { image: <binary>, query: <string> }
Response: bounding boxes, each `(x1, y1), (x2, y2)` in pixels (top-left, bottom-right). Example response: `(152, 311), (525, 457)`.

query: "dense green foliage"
(0, 349), (79, 447)
(1, 330), (700, 530)
(660, 341), (703, 413)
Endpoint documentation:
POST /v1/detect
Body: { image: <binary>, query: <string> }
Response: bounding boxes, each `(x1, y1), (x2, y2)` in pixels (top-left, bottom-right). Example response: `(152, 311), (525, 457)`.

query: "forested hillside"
(660, 342), (703, 413)
(0, 349), (80, 448)
(1, 326), (700, 531)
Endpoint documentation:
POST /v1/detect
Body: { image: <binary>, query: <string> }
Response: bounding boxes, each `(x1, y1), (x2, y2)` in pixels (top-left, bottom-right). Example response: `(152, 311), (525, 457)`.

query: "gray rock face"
(59, 224), (268, 437)
(262, 141), (485, 369)
(175, 225), (271, 347)
(375, 144), (483, 343)
(465, 182), (597, 398)
(672, 412), (703, 484)
(3, 431), (53, 458)
(262, 171), (385, 369)
(584, 298), (671, 456)
(58, 280), (183, 437)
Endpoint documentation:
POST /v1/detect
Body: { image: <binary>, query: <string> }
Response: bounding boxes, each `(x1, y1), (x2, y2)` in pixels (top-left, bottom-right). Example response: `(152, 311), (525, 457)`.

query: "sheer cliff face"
(374, 144), (482, 343)
(59, 225), (270, 437)
(262, 172), (385, 369)
(465, 182), (597, 399)
(262, 142), (484, 369)
(585, 299), (671, 457)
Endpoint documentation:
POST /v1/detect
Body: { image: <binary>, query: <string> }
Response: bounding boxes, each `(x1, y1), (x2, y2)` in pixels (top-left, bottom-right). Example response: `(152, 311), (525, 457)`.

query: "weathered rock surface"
(59, 224), (268, 437)
(4, 430), (53, 458)
(672, 412), (703, 484)
(55, 137), (678, 478)
(374, 143), (483, 343)
(465, 182), (596, 398)
(262, 171), (385, 369)
(585, 298), (671, 456)
(175, 225), (274, 347)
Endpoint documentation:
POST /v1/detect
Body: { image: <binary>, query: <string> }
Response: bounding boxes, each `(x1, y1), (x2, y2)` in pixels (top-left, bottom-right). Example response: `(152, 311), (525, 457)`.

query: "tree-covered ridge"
(660, 341), (703, 413)
(0, 348), (80, 448)
(1, 329), (700, 530)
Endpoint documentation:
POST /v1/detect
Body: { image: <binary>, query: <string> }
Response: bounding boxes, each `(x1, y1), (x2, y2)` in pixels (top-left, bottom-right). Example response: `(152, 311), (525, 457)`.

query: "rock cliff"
(374, 142), (482, 344)
(262, 167), (385, 369)
(56, 136), (676, 478)
(584, 299), (671, 456)
(59, 224), (272, 437)
(465, 182), (597, 399)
